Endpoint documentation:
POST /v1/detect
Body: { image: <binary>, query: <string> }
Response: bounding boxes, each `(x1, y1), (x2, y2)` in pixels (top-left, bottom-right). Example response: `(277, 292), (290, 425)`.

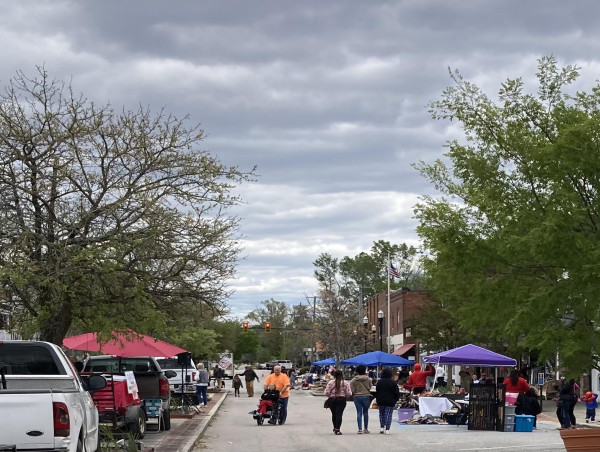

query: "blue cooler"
(514, 415), (534, 432)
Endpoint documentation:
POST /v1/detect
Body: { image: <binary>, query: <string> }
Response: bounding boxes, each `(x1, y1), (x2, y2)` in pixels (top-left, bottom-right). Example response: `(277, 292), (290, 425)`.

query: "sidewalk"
(141, 389), (229, 452)
(539, 399), (599, 428)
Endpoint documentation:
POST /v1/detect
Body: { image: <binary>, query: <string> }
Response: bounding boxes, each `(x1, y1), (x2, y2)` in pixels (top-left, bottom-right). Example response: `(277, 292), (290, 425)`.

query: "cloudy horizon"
(2, 1), (600, 317)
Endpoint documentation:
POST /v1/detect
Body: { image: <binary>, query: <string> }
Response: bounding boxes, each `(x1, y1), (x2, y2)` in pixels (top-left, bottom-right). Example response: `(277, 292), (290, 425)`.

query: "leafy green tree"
(414, 56), (600, 375)
(247, 299), (290, 361)
(235, 329), (260, 363)
(0, 67), (255, 344)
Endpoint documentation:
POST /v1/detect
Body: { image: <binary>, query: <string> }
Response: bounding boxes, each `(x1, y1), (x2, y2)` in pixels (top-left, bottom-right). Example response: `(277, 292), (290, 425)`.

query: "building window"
(405, 327), (412, 338)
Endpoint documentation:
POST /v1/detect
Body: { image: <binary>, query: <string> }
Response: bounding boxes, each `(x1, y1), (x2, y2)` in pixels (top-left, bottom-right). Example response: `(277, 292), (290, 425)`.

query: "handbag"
(324, 397), (331, 409)
(360, 379), (374, 401)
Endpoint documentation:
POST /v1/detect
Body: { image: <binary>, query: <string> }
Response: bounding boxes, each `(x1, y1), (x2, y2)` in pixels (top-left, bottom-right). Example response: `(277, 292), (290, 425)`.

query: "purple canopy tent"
(423, 344), (516, 390)
(423, 344), (517, 367)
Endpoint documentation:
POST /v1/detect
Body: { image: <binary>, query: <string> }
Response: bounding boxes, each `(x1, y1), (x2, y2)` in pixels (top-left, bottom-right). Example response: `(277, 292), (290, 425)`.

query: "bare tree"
(0, 67), (255, 343)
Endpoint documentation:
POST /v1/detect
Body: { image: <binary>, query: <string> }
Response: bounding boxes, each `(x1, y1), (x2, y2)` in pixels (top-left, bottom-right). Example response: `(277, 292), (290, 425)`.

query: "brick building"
(364, 288), (432, 361)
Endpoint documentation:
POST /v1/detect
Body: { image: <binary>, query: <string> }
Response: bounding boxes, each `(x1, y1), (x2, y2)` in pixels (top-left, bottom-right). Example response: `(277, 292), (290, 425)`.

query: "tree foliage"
(312, 241), (421, 359)
(414, 56), (600, 375)
(0, 67), (255, 344)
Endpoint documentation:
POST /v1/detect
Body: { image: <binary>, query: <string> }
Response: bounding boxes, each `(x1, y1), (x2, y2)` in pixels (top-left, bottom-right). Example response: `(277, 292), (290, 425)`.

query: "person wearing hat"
(239, 365), (260, 397)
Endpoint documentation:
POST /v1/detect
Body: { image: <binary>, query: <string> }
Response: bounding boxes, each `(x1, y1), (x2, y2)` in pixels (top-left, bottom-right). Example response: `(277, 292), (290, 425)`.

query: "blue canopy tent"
(340, 351), (414, 367)
(312, 357), (336, 366)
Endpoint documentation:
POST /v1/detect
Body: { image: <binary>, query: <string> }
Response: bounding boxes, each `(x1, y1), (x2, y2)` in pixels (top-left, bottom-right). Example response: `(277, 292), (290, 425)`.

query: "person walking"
(349, 364), (372, 434)
(239, 365), (260, 397)
(325, 369), (352, 435)
(264, 365), (291, 424)
(212, 364), (223, 389)
(375, 368), (400, 434)
(582, 391), (598, 423)
(559, 379), (577, 429)
(195, 363), (209, 407)
(232, 374), (243, 397)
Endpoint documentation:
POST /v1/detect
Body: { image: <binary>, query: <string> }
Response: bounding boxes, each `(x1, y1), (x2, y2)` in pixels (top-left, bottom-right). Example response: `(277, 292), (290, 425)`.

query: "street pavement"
(129, 384), (598, 452)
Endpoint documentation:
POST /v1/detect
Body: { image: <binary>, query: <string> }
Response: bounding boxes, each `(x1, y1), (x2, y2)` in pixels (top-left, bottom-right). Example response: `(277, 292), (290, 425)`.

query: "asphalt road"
(192, 387), (572, 452)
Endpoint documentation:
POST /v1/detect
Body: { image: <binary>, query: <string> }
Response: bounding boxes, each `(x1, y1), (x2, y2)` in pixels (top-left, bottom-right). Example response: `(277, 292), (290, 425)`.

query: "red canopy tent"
(62, 330), (187, 357)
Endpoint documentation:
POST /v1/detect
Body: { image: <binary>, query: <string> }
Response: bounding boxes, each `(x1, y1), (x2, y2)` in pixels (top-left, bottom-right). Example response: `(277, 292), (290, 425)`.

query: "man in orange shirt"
(264, 365), (291, 424)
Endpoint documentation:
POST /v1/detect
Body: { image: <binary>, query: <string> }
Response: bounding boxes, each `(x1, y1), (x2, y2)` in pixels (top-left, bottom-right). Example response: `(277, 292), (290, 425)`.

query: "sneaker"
(363, 428), (370, 434)
(586, 419), (590, 423)
(335, 430), (342, 435)
(380, 428), (384, 434)
(357, 430), (363, 434)
(385, 429), (390, 435)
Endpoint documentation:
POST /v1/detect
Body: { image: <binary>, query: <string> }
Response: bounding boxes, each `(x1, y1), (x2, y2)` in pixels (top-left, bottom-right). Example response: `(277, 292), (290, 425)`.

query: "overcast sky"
(3, 1), (600, 317)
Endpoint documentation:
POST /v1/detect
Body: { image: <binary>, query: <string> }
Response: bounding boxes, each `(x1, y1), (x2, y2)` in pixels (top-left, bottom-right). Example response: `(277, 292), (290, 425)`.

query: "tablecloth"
(418, 397), (453, 417)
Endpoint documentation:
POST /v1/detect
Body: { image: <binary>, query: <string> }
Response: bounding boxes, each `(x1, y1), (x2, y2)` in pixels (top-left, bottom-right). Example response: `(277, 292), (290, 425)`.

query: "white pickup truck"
(0, 340), (106, 452)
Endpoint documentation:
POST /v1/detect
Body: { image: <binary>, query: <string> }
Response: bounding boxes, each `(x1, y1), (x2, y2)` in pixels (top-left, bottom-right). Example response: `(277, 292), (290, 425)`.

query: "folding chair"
(144, 399), (163, 432)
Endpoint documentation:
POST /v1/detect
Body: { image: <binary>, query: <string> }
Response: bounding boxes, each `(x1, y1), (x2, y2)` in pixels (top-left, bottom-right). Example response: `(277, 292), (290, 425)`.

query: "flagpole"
(387, 254), (391, 353)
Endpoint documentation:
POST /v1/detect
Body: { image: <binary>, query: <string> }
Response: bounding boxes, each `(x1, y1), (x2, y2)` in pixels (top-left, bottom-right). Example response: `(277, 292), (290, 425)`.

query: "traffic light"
(242, 321), (249, 332)
(265, 322), (271, 333)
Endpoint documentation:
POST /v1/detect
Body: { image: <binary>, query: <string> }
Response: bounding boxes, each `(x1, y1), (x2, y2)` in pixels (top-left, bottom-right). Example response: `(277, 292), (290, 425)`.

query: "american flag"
(389, 264), (401, 279)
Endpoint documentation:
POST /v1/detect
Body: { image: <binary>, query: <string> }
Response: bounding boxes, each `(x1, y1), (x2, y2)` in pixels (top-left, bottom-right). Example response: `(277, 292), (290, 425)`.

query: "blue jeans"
(353, 395), (371, 430)
(196, 385), (207, 406)
(561, 402), (572, 428)
(278, 397), (289, 424)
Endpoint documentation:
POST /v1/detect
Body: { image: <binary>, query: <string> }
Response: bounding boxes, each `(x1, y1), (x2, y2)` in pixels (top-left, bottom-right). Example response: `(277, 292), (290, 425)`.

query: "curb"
(176, 391), (228, 452)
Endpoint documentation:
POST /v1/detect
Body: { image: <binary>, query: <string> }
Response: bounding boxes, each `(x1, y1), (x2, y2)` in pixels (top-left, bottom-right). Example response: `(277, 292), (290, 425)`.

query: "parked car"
(82, 355), (176, 431)
(156, 357), (198, 395)
(0, 340), (107, 452)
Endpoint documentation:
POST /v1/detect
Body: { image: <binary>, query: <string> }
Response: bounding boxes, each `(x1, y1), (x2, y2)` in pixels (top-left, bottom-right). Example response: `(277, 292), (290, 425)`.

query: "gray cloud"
(1, 0), (600, 316)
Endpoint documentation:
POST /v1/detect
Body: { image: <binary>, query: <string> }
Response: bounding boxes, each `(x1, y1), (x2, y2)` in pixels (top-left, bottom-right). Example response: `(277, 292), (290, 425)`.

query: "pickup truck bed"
(0, 341), (106, 452)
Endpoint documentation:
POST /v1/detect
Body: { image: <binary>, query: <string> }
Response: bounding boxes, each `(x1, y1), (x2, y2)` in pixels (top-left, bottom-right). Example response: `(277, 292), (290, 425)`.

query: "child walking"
(582, 391), (598, 423)
(232, 374), (243, 396)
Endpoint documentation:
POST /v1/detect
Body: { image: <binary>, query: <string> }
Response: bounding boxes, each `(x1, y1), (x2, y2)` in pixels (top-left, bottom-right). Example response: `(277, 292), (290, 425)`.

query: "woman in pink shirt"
(325, 370), (352, 435)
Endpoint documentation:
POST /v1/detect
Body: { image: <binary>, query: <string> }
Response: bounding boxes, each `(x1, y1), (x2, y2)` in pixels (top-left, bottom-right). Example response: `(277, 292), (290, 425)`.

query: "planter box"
(560, 428), (600, 451)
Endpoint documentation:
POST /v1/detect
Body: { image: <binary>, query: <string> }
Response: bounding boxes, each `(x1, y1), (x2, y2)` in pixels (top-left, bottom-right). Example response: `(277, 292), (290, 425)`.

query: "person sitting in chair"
(258, 384), (280, 423)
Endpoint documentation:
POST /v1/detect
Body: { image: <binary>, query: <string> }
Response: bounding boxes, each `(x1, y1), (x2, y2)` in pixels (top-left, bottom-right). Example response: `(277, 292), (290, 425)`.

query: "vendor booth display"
(423, 344), (517, 432)
(423, 344), (517, 367)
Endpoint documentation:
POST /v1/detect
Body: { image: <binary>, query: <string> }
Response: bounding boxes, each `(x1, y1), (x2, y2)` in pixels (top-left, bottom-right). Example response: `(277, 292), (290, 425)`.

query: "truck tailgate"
(2, 393), (55, 449)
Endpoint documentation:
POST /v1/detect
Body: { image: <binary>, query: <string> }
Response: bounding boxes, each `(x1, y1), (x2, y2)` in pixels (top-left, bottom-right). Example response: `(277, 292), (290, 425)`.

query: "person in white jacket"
(436, 366), (447, 387)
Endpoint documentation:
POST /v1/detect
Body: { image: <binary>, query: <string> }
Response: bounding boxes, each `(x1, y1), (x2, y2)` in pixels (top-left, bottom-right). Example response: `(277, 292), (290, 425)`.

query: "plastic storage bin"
(505, 392), (518, 406)
(504, 423), (515, 432)
(515, 415), (534, 432)
(504, 414), (515, 424)
(504, 405), (516, 415)
(397, 408), (415, 421)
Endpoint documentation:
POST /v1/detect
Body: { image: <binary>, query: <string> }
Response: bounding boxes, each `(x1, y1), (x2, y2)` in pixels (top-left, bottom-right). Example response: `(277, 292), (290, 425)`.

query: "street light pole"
(378, 310), (384, 351)
(371, 324), (376, 351)
(362, 315), (368, 353)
